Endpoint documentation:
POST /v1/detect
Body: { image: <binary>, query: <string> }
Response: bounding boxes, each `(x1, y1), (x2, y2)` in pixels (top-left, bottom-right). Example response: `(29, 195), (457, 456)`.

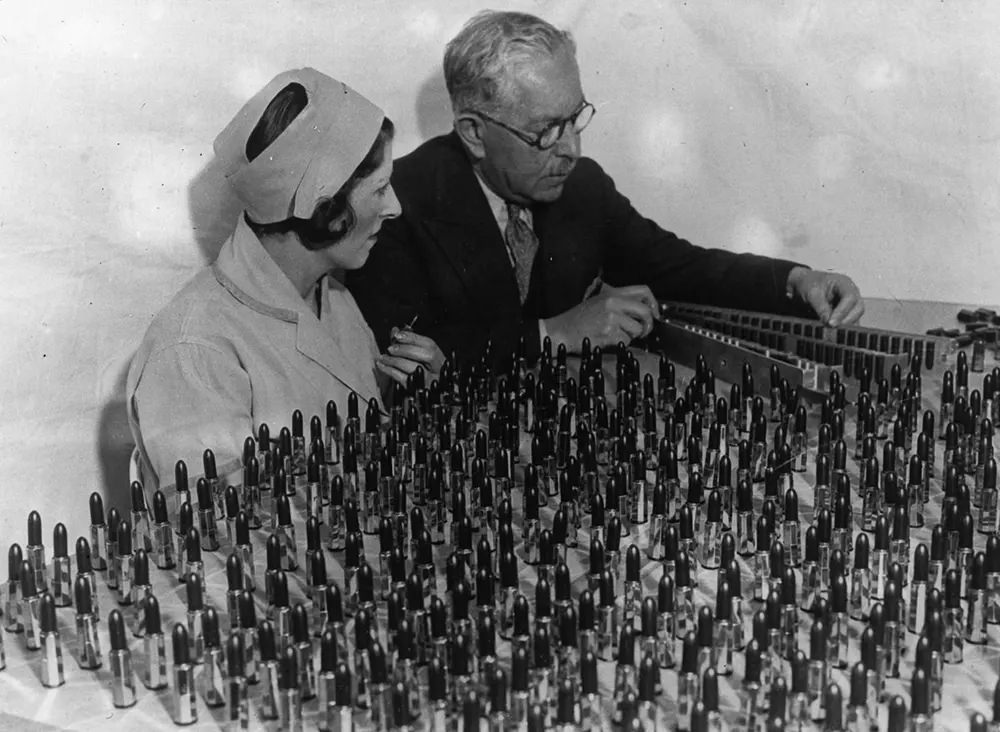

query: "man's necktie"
(504, 203), (539, 304)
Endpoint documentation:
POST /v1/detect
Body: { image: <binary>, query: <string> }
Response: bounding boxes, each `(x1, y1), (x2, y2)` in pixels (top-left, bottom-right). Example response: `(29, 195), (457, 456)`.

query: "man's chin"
(534, 180), (567, 202)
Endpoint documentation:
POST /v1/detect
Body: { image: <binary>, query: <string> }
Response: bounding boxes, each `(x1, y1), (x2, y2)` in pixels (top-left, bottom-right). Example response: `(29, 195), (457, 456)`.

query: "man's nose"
(553, 123), (581, 159)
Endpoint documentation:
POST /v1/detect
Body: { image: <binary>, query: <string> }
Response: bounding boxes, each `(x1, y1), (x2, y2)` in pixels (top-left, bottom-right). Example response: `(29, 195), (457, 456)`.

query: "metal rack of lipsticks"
(3, 340), (1000, 731)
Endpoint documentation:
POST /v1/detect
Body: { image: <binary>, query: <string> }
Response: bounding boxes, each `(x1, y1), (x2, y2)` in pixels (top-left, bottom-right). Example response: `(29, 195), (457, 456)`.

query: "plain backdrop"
(1, 0), (998, 546)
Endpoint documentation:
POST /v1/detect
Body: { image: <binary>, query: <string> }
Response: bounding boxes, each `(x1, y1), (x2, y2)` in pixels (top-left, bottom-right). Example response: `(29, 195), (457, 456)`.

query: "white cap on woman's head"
(213, 68), (384, 224)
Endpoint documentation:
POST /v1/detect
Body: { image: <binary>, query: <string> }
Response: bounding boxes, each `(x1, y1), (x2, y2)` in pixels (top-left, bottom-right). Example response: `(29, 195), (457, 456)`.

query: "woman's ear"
(327, 208), (351, 238)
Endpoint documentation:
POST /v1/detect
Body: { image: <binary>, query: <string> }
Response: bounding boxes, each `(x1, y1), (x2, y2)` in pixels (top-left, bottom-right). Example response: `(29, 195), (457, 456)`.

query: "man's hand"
(376, 328), (445, 385)
(543, 284), (658, 353)
(786, 266), (864, 327)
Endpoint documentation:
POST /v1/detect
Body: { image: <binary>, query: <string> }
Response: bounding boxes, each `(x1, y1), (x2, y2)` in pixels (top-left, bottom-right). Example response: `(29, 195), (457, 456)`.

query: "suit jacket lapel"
(420, 133), (521, 309)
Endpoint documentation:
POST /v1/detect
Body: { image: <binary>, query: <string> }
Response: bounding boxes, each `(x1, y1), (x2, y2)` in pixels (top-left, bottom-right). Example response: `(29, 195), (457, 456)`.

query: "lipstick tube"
(741, 639), (766, 729)
(753, 517), (772, 602)
(713, 582), (734, 676)
(278, 646), (304, 730)
(26, 510), (48, 594)
(73, 575), (102, 669)
(225, 554), (245, 634)
(202, 608), (226, 707)
(4, 544), (23, 633)
(829, 575), (850, 670)
(782, 488), (801, 568)
(227, 633), (250, 730)
(327, 476), (346, 552)
(108, 609), (137, 708)
(966, 552), (989, 644)
(141, 594), (167, 689)
(45, 523), (70, 608)
(114, 518), (136, 606)
(807, 621), (828, 722)
(850, 533), (871, 621)
(317, 631), (342, 730)
(223, 484), (240, 547)
(20, 560), (42, 650)
(170, 623), (197, 725)
(129, 549), (153, 636)
(129, 480), (152, 553)
(845, 661), (871, 732)
(38, 593), (65, 687)
(195, 477), (221, 551)
(595, 568), (618, 661)
(149, 490), (176, 570)
(291, 604), (317, 701)
(883, 580), (901, 678)
(237, 590), (262, 684)
(255, 619), (280, 719)
(701, 490), (722, 570)
(185, 571), (206, 663)
(275, 496), (299, 571)
(88, 492), (109, 571)
(674, 551), (695, 641)
(780, 567), (798, 660)
(677, 632), (701, 732)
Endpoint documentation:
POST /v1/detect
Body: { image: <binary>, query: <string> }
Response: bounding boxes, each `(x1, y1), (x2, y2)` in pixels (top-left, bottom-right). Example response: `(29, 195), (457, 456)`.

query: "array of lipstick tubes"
(3, 338), (1000, 731)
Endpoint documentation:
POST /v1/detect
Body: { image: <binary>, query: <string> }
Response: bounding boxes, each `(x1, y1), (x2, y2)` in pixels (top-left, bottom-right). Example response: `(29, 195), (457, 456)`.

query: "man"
(348, 10), (863, 366)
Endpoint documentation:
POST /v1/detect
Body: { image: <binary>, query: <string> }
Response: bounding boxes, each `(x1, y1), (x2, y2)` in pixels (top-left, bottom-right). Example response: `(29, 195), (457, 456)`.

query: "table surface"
(1, 300), (998, 731)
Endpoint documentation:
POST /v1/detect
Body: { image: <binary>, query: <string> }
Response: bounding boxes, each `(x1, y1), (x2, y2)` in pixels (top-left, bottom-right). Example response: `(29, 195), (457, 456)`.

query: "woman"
(127, 68), (442, 490)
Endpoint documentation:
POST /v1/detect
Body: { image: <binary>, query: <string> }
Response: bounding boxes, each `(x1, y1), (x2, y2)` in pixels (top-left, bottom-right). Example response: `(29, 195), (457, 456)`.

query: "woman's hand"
(376, 327), (446, 385)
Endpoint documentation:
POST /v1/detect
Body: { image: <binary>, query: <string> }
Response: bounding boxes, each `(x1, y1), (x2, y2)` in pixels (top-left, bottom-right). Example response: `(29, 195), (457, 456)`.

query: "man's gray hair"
(444, 10), (575, 115)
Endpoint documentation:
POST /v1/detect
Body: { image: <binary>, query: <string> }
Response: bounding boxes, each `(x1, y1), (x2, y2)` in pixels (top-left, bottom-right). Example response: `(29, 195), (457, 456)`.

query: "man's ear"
(454, 113), (487, 161)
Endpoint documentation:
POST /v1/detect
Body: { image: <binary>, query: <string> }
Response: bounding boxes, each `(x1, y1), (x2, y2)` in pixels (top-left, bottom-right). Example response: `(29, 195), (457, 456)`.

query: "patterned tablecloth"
(1, 344), (998, 731)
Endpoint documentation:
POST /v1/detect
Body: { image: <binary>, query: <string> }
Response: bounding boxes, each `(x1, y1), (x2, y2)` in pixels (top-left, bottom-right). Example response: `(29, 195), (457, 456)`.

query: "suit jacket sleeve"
(589, 162), (815, 318)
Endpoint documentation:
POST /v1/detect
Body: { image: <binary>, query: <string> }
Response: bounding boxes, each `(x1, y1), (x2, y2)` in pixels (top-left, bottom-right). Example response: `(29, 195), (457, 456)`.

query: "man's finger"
(828, 291), (858, 328)
(615, 312), (644, 340)
(838, 298), (865, 327)
(609, 284), (657, 310)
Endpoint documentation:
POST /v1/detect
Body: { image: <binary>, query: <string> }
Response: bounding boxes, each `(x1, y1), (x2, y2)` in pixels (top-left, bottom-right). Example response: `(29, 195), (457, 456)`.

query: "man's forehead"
(507, 50), (583, 124)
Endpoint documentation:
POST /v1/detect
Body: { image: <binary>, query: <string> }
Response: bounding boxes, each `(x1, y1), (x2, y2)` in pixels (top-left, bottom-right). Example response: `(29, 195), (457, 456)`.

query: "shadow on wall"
(415, 70), (453, 143)
(188, 153), (244, 265)
(97, 357), (136, 511)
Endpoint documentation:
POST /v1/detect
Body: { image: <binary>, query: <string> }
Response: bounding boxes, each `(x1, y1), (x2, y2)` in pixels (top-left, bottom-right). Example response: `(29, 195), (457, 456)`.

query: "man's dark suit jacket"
(348, 131), (814, 365)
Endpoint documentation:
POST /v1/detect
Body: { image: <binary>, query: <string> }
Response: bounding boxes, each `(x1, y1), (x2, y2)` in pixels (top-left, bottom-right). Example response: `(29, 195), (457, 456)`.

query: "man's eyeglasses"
(473, 100), (596, 150)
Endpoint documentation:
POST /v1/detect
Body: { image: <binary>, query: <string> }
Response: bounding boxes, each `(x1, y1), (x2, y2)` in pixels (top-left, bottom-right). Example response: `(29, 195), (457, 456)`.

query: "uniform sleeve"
(130, 341), (252, 490)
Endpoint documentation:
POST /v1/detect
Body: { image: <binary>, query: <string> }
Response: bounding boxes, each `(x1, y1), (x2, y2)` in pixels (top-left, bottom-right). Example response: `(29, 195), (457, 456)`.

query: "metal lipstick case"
(20, 560), (42, 650)
(734, 479), (755, 557)
(171, 623), (198, 725)
(38, 592), (65, 688)
(49, 523), (72, 607)
(274, 494), (300, 571)
(202, 608), (227, 708)
(195, 476), (221, 551)
(4, 544), (24, 633)
(108, 609), (137, 708)
(73, 575), (102, 670)
(700, 489), (723, 570)
(26, 510), (48, 595)
(185, 570), (206, 663)
(88, 491), (109, 571)
(141, 594), (167, 689)
(149, 490), (176, 570)
(226, 634), (251, 731)
(965, 552), (989, 644)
